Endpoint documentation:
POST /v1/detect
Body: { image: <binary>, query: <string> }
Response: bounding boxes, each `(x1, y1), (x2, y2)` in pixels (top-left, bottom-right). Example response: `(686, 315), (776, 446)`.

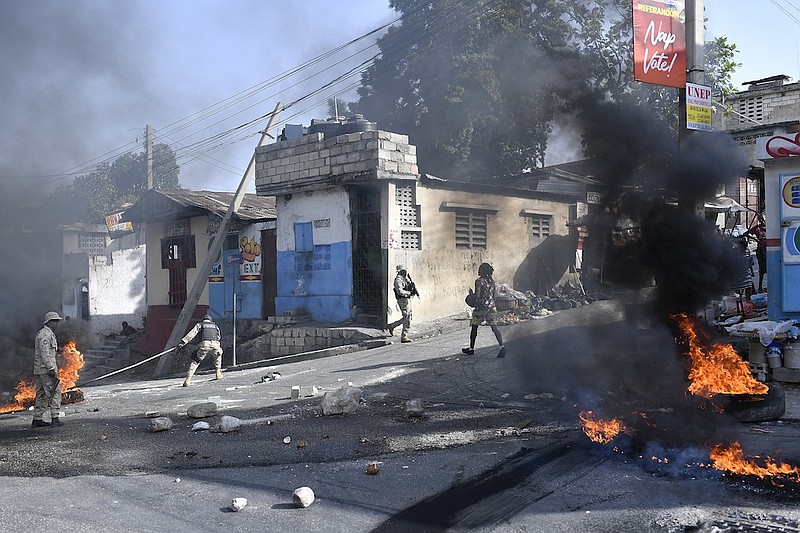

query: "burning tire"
(720, 383), (785, 423)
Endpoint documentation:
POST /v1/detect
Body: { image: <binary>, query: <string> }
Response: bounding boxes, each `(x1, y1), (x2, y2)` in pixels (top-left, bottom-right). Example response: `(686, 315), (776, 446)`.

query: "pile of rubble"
(495, 282), (610, 325)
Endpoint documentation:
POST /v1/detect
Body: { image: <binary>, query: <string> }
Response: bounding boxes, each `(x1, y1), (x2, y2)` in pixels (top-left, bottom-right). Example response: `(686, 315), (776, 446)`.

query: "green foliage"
(347, 0), (738, 177)
(705, 36), (741, 98)
(49, 144), (180, 224)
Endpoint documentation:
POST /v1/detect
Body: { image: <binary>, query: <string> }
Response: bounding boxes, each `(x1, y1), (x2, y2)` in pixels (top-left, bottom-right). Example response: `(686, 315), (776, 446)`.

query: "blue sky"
(0, 0), (797, 197)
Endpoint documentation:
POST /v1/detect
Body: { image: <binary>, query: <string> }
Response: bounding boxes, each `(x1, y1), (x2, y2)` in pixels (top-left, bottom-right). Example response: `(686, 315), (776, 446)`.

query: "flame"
(710, 442), (800, 485)
(579, 410), (625, 444)
(673, 313), (768, 398)
(0, 341), (84, 414)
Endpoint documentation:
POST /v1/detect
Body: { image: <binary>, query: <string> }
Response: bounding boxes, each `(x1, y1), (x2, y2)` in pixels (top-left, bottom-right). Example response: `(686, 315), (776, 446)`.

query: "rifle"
(407, 274), (420, 298)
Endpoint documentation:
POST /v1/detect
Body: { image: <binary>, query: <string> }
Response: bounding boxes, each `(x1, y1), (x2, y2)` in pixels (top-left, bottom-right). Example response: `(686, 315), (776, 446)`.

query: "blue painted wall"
(275, 241), (353, 322)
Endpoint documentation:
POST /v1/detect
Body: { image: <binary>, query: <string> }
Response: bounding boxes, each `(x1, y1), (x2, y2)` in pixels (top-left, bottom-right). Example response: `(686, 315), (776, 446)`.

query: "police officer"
(178, 314), (223, 386)
(387, 265), (416, 343)
(32, 311), (63, 428)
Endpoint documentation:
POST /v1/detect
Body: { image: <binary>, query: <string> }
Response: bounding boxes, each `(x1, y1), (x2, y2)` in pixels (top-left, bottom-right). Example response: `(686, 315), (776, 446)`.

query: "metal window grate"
(455, 210), (487, 249)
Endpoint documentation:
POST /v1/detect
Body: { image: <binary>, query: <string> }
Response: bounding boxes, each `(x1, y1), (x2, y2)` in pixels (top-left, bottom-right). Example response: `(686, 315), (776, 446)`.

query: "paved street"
(3, 295), (800, 532)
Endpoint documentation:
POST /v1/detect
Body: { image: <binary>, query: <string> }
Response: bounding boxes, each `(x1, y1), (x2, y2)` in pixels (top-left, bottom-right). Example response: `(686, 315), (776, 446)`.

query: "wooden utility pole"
(146, 124), (154, 189)
(154, 102), (284, 376)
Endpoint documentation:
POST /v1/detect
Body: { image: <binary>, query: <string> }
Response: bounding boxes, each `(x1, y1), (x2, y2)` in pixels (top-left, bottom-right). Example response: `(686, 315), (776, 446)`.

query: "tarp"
(704, 196), (747, 213)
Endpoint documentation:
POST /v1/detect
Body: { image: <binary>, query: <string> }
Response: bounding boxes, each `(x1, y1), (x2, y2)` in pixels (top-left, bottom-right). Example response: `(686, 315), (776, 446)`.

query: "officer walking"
(387, 265), (417, 343)
(32, 311), (64, 428)
(178, 314), (224, 386)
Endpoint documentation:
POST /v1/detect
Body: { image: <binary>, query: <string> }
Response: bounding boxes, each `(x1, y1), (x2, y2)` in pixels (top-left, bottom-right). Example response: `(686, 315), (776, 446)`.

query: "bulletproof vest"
(200, 321), (219, 342)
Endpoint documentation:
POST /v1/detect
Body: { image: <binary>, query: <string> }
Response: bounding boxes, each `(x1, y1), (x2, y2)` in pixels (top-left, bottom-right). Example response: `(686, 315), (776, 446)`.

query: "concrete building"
(60, 222), (147, 336)
(253, 118), (581, 328)
(121, 189), (276, 353)
(719, 75), (800, 225)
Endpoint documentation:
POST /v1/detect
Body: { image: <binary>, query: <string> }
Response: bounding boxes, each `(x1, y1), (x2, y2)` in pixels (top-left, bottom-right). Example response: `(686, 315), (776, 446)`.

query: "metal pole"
(232, 284), (237, 367)
(154, 102), (283, 376)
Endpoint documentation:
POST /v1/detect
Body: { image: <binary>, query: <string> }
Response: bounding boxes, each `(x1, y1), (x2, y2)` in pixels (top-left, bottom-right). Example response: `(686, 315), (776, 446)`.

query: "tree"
(50, 144), (180, 224)
(348, 0), (738, 177)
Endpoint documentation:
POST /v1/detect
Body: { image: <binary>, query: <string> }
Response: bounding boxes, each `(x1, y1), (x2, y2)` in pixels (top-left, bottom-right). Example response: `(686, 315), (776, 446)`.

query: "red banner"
(632, 0), (686, 88)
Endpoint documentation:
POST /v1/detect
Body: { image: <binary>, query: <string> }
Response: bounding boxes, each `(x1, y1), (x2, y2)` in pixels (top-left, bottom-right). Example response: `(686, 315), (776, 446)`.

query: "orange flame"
(710, 442), (800, 485)
(579, 410), (625, 444)
(673, 313), (768, 398)
(0, 341), (84, 414)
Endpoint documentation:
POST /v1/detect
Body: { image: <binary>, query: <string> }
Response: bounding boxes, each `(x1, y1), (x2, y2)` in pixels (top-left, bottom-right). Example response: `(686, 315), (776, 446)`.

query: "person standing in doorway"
(744, 220), (767, 293)
(32, 311), (64, 428)
(388, 265), (417, 343)
(178, 314), (224, 386)
(463, 263), (506, 358)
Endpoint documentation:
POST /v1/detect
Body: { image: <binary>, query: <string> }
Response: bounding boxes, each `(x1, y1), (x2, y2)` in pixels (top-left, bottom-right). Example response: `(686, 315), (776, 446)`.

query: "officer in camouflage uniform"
(178, 314), (223, 386)
(32, 311), (64, 428)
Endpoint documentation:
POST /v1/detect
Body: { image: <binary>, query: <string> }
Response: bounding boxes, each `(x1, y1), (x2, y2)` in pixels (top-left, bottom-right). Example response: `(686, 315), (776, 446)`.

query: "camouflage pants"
(33, 373), (61, 421)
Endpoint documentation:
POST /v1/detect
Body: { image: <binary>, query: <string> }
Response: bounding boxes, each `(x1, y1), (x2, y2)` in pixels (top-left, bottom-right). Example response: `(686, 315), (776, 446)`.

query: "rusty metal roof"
(121, 189), (276, 223)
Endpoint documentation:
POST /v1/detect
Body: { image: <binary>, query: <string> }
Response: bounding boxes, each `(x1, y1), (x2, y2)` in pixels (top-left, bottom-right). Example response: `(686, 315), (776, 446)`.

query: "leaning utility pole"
(154, 102), (284, 376)
(146, 124), (154, 190)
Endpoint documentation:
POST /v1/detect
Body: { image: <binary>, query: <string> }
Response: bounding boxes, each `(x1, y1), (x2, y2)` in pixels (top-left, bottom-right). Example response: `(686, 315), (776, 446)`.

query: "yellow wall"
(146, 216), (210, 306)
(388, 182), (573, 324)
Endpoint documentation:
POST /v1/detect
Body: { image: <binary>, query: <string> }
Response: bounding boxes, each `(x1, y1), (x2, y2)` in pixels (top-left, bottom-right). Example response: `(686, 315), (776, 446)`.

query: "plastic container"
(766, 342), (783, 368)
(784, 343), (800, 369)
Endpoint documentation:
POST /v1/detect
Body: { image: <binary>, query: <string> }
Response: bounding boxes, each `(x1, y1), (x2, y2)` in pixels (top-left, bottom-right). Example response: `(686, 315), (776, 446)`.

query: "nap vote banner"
(633, 0), (686, 88)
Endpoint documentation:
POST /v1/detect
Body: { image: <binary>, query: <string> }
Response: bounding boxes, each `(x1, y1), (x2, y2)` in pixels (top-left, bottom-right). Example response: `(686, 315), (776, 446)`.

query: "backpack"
(465, 289), (476, 308)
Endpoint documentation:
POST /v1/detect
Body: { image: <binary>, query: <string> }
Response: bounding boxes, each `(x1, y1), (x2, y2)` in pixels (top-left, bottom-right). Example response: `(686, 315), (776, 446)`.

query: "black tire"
(722, 383), (786, 422)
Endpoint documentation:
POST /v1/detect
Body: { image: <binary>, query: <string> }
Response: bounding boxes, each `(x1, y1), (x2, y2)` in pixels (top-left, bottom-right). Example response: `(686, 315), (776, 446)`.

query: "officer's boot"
(183, 361), (199, 387)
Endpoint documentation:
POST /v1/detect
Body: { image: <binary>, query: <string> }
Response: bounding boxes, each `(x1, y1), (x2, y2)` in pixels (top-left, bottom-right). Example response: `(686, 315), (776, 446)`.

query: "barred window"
(455, 210), (487, 249)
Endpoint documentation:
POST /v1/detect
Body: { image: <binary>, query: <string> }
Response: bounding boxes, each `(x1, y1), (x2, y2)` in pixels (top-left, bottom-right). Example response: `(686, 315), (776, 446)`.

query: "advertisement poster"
(632, 0), (686, 88)
(686, 82), (712, 131)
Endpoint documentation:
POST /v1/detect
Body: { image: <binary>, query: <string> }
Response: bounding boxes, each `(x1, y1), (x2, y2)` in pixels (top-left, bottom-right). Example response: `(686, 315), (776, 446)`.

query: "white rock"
(191, 421), (211, 431)
(292, 486), (315, 508)
(149, 417), (173, 432)
(215, 415), (242, 433)
(230, 498), (247, 512)
(216, 415), (243, 433)
(320, 386), (362, 416)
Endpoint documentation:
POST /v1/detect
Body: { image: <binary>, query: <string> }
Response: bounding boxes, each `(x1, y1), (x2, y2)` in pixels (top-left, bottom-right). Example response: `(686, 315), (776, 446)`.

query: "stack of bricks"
(254, 130), (418, 196)
(269, 326), (357, 356)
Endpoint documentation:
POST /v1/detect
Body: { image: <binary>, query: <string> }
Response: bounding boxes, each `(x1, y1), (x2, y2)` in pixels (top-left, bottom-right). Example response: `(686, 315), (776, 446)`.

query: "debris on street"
(261, 372), (281, 382)
(192, 421), (211, 431)
(320, 385), (362, 415)
(365, 462), (381, 475)
(292, 486), (315, 508)
(405, 398), (425, 417)
(187, 402), (218, 418)
(148, 417), (173, 432)
(214, 415), (242, 433)
(230, 497), (247, 512)
(283, 435), (291, 444)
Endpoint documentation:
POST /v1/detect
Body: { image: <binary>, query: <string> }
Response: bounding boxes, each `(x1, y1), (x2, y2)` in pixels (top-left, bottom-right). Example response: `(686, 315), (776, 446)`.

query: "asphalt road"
(3, 293), (800, 532)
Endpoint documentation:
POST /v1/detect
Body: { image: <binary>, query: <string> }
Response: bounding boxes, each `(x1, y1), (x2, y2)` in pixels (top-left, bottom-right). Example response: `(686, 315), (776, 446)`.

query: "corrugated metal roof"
(121, 189), (276, 223)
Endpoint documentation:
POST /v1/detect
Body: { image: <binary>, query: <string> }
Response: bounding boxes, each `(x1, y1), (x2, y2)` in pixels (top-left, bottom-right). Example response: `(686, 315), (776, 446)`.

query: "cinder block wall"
(254, 130), (418, 196)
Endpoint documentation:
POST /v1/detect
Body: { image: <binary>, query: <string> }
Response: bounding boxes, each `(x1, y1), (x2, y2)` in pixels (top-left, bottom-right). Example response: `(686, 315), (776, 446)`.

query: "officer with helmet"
(178, 314), (224, 386)
(32, 311), (64, 428)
